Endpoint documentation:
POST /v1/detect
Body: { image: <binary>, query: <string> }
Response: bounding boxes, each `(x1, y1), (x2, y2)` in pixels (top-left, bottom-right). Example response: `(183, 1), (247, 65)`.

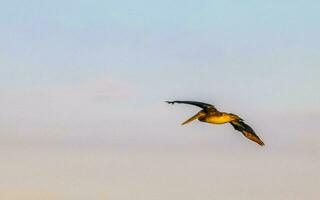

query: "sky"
(0, 0), (319, 199)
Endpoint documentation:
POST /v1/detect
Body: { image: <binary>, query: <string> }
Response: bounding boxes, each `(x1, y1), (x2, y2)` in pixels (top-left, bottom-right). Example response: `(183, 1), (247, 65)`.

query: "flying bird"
(166, 100), (264, 146)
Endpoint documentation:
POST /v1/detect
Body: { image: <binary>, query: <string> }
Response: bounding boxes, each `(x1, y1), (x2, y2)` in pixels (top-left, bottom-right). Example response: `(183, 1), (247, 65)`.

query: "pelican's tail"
(230, 120), (265, 146)
(181, 111), (205, 125)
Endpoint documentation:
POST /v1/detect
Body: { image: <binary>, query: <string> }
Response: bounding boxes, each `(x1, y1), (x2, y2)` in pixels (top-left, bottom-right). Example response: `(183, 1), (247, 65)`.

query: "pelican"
(166, 100), (264, 146)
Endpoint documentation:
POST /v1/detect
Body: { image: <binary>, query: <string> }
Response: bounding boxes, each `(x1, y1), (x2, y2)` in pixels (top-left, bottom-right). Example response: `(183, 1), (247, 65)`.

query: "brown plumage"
(166, 100), (264, 146)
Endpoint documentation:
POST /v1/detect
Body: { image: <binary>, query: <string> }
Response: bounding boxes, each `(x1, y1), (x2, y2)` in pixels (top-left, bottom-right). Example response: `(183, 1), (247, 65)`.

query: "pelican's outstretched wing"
(230, 120), (265, 146)
(166, 101), (217, 112)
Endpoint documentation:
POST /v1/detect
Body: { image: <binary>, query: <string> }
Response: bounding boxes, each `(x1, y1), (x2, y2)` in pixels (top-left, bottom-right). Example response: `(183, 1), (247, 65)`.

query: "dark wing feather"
(230, 120), (265, 146)
(165, 100), (217, 112)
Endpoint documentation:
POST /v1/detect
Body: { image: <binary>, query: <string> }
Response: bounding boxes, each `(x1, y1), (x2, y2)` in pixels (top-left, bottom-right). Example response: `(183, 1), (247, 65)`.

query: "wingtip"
(242, 131), (265, 147)
(256, 139), (265, 146)
(165, 101), (174, 104)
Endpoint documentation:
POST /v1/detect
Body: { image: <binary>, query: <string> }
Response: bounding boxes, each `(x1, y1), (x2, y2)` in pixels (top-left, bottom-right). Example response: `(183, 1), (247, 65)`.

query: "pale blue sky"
(1, 0), (320, 143)
(0, 1), (320, 199)
(1, 0), (319, 110)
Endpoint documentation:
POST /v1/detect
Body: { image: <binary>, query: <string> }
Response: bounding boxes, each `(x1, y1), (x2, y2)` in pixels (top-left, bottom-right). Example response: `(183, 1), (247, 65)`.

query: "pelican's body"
(166, 100), (264, 146)
(200, 112), (241, 124)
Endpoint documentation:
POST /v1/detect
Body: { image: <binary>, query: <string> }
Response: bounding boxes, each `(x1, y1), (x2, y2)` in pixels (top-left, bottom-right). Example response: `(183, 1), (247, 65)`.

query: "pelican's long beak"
(181, 111), (205, 125)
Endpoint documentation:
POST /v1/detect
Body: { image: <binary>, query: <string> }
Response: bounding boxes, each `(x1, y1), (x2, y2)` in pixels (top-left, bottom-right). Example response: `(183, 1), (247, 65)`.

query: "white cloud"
(0, 77), (139, 144)
(1, 76), (135, 116)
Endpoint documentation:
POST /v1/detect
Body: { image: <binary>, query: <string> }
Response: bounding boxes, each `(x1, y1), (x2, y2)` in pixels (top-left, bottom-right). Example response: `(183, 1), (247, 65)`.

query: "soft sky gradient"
(0, 0), (319, 199)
